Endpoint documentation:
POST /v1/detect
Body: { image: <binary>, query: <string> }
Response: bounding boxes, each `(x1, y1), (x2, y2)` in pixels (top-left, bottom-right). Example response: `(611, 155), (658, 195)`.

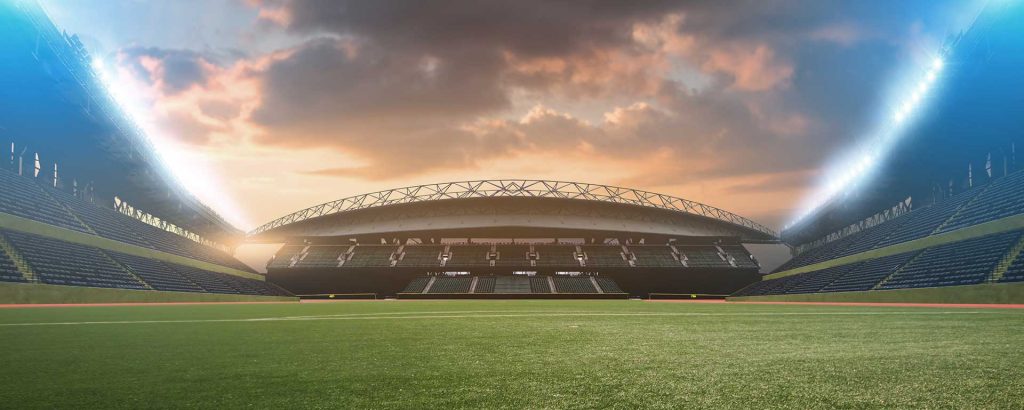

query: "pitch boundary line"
(0, 310), (1004, 327)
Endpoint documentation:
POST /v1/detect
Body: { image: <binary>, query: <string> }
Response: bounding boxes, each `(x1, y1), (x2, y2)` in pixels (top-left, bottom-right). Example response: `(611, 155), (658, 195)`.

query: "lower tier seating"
(398, 275), (619, 295)
(595, 277), (623, 293)
(0, 246), (26, 283)
(0, 229), (287, 296)
(879, 232), (1021, 290)
(427, 276), (473, 293)
(552, 276), (598, 293)
(737, 231), (1024, 297)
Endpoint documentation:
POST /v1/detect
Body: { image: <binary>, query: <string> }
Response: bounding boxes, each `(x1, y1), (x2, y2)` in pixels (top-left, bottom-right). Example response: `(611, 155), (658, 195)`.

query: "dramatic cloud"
(101, 0), (976, 232)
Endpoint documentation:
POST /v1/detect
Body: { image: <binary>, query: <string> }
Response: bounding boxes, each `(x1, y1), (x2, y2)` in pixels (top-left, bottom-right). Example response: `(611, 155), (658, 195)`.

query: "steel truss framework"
(249, 180), (777, 238)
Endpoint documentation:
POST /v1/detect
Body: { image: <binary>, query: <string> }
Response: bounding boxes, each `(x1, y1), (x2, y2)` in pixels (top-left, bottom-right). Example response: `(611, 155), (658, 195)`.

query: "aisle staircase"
(991, 235), (1024, 283)
(0, 231), (37, 282)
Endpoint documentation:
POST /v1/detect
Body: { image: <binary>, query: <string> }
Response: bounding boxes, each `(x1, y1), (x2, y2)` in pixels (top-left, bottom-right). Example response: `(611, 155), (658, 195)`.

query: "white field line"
(0, 310), (1004, 327)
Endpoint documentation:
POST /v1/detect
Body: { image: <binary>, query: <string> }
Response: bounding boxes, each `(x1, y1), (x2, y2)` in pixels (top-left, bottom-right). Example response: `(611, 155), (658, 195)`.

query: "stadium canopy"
(0, 1), (241, 244)
(248, 180), (779, 244)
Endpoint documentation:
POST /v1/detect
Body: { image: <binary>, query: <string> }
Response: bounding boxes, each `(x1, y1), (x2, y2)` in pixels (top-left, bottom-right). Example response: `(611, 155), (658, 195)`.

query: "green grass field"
(1, 300), (1022, 409)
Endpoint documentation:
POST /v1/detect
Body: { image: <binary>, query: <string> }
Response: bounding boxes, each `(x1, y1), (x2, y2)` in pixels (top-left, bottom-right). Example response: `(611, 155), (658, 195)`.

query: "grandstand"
(253, 180), (774, 298)
(0, 1), (291, 303)
(734, 1), (1024, 303)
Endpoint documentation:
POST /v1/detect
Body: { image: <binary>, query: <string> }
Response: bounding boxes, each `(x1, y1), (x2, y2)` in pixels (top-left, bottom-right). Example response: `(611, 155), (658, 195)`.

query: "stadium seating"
(427, 276), (473, 293)
(395, 245), (443, 267)
(819, 252), (917, 293)
(1000, 253), (1024, 283)
(494, 275), (531, 293)
(773, 186), (987, 274)
(345, 245), (397, 267)
(722, 245), (759, 268)
(295, 246), (345, 268)
(529, 277), (552, 293)
(595, 277), (623, 293)
(552, 276), (598, 293)
(534, 245), (580, 267)
(877, 188), (981, 247)
(582, 245), (629, 267)
(773, 264), (859, 294)
(493, 245), (530, 266)
(677, 246), (731, 268)
(474, 276), (496, 293)
(269, 245), (305, 268)
(938, 170), (1024, 232)
(106, 251), (203, 293)
(2, 229), (147, 290)
(629, 246), (680, 267)
(0, 169), (90, 233)
(878, 232), (1021, 289)
(445, 245), (491, 267)
(0, 245), (26, 283)
(402, 277), (430, 293)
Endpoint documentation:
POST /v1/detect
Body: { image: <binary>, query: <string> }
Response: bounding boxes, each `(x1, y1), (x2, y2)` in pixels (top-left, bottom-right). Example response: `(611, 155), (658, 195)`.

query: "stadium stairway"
(0, 231), (34, 282)
(992, 235), (1024, 282)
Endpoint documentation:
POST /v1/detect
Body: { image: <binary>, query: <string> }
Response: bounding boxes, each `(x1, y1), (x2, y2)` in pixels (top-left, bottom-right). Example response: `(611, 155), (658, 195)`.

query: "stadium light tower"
(787, 54), (947, 228)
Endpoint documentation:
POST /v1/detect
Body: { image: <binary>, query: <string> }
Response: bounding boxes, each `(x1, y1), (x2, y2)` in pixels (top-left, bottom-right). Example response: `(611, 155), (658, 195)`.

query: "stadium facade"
(735, 1), (1024, 302)
(0, 1), (291, 302)
(249, 180), (777, 298)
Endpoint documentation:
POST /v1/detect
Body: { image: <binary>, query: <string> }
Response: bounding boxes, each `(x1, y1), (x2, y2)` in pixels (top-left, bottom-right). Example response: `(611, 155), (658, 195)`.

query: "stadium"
(1, 0), (1023, 408)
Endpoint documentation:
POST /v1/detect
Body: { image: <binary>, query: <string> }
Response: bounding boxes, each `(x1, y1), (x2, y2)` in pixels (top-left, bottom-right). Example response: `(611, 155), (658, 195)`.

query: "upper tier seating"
(295, 246), (345, 268)
(938, 170), (1024, 232)
(629, 246), (680, 267)
(494, 275), (531, 293)
(446, 245), (491, 267)
(552, 276), (597, 293)
(773, 184), (991, 274)
(678, 246), (730, 268)
(582, 245), (628, 267)
(876, 188), (981, 247)
(345, 245), (397, 267)
(427, 276), (473, 293)
(269, 245), (305, 268)
(3, 230), (146, 290)
(0, 169), (89, 233)
(395, 245), (443, 267)
(534, 245), (579, 267)
(0, 168), (256, 274)
(494, 245), (530, 267)
(722, 245), (759, 268)
(0, 246), (26, 283)
(879, 232), (1020, 290)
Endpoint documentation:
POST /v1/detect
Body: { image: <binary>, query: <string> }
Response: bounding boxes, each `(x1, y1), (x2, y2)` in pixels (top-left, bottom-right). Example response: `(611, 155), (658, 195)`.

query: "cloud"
(107, 0), (978, 229)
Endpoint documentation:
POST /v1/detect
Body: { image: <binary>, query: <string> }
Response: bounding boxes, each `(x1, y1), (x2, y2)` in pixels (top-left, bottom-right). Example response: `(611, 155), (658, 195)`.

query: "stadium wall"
(727, 282), (1024, 305)
(766, 213), (1024, 280)
(0, 282), (295, 304)
(0, 212), (263, 280)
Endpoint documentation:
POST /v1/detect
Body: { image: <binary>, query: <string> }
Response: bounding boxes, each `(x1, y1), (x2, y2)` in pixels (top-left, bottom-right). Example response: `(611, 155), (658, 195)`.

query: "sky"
(38, 0), (986, 270)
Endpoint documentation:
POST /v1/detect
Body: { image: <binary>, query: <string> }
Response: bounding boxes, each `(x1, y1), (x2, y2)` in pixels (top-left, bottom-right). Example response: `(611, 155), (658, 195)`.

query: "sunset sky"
(38, 0), (985, 268)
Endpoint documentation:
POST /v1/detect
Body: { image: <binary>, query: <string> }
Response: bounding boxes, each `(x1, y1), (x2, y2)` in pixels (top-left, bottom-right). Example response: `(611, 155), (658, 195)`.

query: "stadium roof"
(781, 1), (1024, 245)
(248, 179), (778, 243)
(0, 1), (242, 244)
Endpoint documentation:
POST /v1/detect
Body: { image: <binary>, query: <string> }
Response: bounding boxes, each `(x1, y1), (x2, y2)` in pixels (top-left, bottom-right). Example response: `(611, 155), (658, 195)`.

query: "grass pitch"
(1, 300), (1022, 409)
